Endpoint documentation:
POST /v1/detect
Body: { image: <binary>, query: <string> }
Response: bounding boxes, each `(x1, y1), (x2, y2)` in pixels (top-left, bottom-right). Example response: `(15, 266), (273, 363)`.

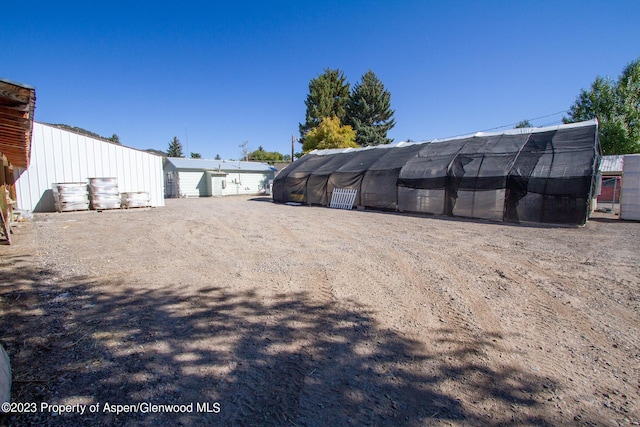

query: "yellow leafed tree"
(302, 116), (359, 153)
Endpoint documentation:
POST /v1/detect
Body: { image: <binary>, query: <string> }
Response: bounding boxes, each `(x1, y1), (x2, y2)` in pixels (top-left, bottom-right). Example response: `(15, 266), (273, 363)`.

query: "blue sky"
(2, 1), (639, 160)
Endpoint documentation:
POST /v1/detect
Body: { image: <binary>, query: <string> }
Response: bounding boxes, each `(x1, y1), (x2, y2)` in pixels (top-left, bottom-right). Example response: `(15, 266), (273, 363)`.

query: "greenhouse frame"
(273, 119), (601, 226)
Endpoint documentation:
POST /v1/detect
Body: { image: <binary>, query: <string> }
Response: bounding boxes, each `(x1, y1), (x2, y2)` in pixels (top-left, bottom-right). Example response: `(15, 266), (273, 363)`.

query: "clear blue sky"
(2, 0), (639, 160)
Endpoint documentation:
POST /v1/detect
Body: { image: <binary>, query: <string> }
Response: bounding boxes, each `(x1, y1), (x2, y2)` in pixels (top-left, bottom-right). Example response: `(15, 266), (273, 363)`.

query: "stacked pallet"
(121, 191), (151, 208)
(53, 183), (89, 212)
(89, 178), (121, 210)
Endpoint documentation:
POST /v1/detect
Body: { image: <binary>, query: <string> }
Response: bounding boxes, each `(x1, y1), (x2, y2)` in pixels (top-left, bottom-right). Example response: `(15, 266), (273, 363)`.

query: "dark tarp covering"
(272, 154), (333, 203)
(327, 148), (394, 206)
(273, 120), (600, 225)
(307, 151), (359, 205)
(361, 144), (424, 210)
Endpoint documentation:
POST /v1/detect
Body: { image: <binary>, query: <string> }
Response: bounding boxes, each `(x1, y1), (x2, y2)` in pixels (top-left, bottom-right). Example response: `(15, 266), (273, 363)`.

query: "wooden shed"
(597, 155), (624, 203)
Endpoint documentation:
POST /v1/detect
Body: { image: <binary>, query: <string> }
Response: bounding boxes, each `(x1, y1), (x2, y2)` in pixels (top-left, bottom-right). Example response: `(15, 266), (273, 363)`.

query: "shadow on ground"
(1, 254), (576, 426)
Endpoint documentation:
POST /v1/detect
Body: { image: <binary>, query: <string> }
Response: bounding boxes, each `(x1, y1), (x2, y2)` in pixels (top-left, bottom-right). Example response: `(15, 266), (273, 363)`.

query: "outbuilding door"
(211, 174), (225, 197)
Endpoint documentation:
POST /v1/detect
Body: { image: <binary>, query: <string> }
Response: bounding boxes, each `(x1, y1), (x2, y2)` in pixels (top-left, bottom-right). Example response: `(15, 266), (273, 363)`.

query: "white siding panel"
(14, 122), (164, 212)
(237, 172), (267, 195)
(178, 171), (209, 197)
(77, 136), (89, 179)
(221, 172), (240, 196)
(219, 172), (272, 196)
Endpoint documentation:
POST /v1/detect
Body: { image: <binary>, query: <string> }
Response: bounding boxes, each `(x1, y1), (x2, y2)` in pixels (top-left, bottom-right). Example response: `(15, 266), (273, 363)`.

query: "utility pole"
(185, 125), (189, 156)
(291, 135), (295, 163)
(239, 140), (249, 161)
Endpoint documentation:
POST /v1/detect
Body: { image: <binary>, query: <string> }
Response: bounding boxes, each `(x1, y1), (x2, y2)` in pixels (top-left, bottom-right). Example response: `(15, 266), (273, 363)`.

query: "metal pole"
(612, 177), (617, 212)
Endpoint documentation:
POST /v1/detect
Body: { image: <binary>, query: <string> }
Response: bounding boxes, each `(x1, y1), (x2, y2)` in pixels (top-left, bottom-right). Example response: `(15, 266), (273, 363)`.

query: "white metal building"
(14, 122), (165, 212)
(164, 157), (276, 198)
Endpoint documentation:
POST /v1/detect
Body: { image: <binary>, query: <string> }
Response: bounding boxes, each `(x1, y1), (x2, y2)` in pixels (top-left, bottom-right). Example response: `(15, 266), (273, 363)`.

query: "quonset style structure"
(273, 120), (601, 226)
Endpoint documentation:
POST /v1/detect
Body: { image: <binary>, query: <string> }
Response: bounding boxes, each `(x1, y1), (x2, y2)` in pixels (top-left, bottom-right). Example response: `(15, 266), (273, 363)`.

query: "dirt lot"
(1, 196), (639, 426)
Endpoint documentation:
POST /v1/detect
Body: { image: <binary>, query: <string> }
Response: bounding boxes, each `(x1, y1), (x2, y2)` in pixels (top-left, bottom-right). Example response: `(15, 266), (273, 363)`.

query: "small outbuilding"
(597, 155), (624, 203)
(164, 157), (276, 198)
(274, 119), (601, 226)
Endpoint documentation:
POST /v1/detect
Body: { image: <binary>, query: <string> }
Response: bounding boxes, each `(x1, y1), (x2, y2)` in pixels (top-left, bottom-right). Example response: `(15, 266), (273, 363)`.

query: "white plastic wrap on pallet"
(89, 177), (121, 210)
(53, 183), (89, 212)
(121, 191), (151, 208)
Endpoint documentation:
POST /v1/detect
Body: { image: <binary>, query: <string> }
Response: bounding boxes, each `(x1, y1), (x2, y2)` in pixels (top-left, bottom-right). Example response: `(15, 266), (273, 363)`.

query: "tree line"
(564, 57), (640, 155)
(165, 58), (639, 161)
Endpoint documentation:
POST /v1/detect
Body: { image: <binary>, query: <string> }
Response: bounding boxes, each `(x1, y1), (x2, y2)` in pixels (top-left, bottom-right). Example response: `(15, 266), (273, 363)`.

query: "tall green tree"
(302, 116), (358, 153)
(564, 58), (640, 155)
(618, 58), (640, 149)
(299, 68), (350, 145)
(345, 70), (395, 146)
(167, 136), (184, 157)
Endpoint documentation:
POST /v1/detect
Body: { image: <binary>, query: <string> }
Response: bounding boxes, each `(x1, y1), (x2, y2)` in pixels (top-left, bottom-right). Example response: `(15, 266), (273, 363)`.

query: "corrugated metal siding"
(599, 155), (624, 174)
(14, 122), (165, 212)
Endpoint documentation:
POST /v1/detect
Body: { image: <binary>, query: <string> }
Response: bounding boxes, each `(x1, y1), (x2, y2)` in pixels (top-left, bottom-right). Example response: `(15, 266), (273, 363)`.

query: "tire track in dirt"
(218, 209), (331, 426)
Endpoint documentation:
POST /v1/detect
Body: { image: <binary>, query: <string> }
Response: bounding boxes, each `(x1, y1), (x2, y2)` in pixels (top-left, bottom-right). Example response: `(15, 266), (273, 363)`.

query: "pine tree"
(345, 70), (395, 146)
(167, 136), (184, 157)
(299, 69), (350, 144)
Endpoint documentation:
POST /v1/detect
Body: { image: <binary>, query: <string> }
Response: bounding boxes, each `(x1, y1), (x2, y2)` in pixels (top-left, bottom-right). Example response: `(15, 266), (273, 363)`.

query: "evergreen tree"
(299, 68), (350, 145)
(345, 70), (395, 146)
(190, 152), (202, 159)
(167, 136), (184, 157)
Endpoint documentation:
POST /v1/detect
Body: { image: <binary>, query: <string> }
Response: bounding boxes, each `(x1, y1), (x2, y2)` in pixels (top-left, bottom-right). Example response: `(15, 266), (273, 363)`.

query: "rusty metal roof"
(0, 78), (36, 168)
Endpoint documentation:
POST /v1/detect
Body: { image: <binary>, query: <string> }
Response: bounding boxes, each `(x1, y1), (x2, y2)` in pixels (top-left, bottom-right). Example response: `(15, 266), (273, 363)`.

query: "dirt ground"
(1, 196), (639, 426)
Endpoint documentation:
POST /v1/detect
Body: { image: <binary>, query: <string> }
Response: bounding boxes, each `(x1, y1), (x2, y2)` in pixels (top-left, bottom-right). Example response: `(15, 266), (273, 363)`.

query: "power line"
(413, 110), (570, 142)
(478, 110), (569, 133)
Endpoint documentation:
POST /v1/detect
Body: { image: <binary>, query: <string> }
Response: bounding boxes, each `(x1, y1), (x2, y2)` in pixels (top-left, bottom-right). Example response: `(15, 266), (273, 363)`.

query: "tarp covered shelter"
(273, 120), (601, 226)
